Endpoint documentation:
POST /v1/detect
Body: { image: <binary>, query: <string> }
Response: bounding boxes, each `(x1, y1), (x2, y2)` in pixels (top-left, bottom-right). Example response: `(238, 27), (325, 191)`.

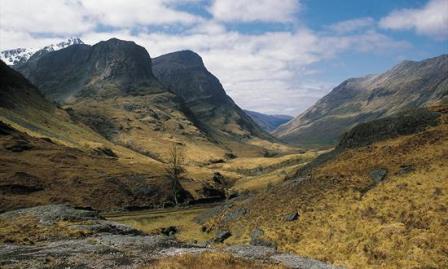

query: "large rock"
(285, 212), (299, 221)
(369, 168), (387, 183)
(214, 230), (231, 243)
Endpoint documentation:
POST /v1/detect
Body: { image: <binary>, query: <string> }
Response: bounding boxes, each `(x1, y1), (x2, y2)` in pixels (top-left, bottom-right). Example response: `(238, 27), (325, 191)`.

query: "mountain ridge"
(274, 54), (448, 147)
(0, 37), (83, 66)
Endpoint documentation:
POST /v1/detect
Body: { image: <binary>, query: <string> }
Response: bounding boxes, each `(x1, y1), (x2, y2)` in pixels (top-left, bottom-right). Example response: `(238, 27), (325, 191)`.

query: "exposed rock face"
(16, 38), (162, 103)
(152, 50), (272, 140)
(274, 55), (448, 148)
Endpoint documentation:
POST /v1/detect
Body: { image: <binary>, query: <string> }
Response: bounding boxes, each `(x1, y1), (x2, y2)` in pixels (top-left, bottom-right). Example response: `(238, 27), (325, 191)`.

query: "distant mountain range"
(274, 54), (448, 148)
(0, 37), (83, 66)
(244, 110), (293, 132)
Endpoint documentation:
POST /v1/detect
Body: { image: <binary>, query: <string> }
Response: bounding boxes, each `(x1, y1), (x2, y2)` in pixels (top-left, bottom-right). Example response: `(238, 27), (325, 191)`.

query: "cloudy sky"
(1, 0), (447, 116)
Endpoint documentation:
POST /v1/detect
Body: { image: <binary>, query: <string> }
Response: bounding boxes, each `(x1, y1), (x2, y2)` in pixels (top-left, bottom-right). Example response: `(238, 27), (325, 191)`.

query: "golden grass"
(106, 206), (215, 243)
(143, 252), (285, 269)
(0, 215), (93, 245)
(205, 117), (448, 269)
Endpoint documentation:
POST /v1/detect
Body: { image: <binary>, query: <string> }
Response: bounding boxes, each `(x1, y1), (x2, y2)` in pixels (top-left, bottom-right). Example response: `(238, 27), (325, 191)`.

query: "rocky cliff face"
(16, 38), (162, 103)
(152, 50), (272, 141)
(274, 54), (448, 148)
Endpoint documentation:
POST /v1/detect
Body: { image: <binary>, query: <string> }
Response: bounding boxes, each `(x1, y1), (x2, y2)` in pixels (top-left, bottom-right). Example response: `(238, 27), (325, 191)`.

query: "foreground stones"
(0, 205), (344, 269)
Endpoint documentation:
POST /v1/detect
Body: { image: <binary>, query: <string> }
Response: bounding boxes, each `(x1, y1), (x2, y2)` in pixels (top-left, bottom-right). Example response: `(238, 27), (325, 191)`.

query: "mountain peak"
(153, 50), (204, 68)
(16, 38), (160, 102)
(0, 37), (84, 66)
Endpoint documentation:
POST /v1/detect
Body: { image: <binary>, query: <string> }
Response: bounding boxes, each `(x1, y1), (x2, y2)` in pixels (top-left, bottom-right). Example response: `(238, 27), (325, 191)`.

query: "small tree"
(166, 143), (184, 206)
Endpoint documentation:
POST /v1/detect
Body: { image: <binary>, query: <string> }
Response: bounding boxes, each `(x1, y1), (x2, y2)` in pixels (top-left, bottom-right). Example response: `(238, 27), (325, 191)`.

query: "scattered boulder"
(214, 230), (231, 243)
(398, 165), (415, 175)
(250, 228), (276, 248)
(224, 207), (248, 222)
(160, 226), (177, 236)
(369, 168), (387, 183)
(285, 212), (299, 222)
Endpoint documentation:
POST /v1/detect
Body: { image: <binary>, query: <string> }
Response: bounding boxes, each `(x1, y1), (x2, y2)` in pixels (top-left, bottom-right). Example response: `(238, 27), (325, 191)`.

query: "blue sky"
(1, 0), (447, 115)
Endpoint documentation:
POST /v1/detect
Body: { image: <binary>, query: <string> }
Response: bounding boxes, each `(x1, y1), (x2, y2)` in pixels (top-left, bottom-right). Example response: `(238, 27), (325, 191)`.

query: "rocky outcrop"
(16, 38), (163, 103)
(0, 205), (343, 269)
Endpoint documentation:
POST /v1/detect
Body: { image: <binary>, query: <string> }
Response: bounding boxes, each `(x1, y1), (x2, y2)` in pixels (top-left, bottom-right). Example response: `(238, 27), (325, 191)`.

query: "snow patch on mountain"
(0, 37), (84, 66)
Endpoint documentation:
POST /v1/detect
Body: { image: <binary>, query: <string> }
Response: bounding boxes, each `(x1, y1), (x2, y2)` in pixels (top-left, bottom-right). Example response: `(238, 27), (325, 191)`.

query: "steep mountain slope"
(0, 37), (83, 66)
(274, 55), (448, 148)
(203, 104), (448, 268)
(17, 41), (289, 163)
(0, 60), (185, 211)
(244, 110), (293, 132)
(152, 50), (273, 141)
(17, 38), (161, 103)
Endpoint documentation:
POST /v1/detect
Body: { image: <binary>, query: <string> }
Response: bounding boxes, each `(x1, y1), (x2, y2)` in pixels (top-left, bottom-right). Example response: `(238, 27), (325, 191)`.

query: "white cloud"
(0, 0), (202, 36)
(0, 0), (93, 34)
(80, 0), (202, 27)
(0, 0), (413, 115)
(327, 17), (375, 34)
(209, 0), (300, 22)
(380, 0), (448, 39)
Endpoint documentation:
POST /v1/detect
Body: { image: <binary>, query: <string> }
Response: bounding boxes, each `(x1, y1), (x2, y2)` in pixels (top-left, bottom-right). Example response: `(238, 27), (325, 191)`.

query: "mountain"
(152, 50), (272, 141)
(0, 60), (186, 211)
(16, 38), (161, 103)
(244, 110), (293, 132)
(0, 37), (83, 66)
(15, 39), (286, 163)
(274, 54), (448, 148)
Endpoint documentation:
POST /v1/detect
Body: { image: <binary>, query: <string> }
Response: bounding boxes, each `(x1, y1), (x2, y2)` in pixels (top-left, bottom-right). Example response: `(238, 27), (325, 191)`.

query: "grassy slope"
(204, 108), (448, 268)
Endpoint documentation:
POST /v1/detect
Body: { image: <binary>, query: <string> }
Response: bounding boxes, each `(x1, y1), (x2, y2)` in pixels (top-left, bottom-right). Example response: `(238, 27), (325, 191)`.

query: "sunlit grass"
(204, 115), (448, 269)
(143, 251), (286, 269)
(107, 206), (215, 242)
